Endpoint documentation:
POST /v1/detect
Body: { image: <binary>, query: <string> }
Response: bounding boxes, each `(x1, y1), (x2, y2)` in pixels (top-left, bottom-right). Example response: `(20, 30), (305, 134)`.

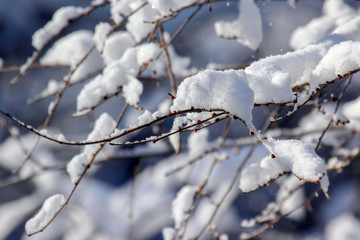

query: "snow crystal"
(148, 0), (197, 16)
(32, 6), (85, 50)
(67, 153), (88, 183)
(170, 69), (254, 125)
(40, 30), (104, 82)
(102, 31), (135, 65)
(214, 0), (262, 51)
(172, 185), (197, 228)
(188, 128), (209, 159)
(311, 41), (360, 91)
(25, 194), (65, 234)
(162, 227), (175, 240)
(94, 22), (112, 51)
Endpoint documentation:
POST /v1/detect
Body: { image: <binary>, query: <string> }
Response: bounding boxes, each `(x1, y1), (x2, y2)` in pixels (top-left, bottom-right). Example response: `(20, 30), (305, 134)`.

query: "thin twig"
(272, 69), (359, 123)
(27, 103), (129, 236)
(315, 75), (352, 151)
(0, 63), (69, 73)
(193, 107), (278, 239)
(0, 108), (227, 146)
(10, 1), (110, 85)
(158, 24), (177, 95)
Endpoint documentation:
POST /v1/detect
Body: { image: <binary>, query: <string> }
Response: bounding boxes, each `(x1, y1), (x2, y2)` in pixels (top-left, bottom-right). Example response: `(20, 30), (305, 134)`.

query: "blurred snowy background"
(1, 0), (360, 240)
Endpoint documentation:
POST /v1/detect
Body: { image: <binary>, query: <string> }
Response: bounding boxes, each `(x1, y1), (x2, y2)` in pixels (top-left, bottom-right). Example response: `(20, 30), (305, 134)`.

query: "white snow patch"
(214, 0), (262, 51)
(172, 185), (197, 228)
(40, 30), (104, 82)
(311, 41), (360, 92)
(276, 175), (306, 221)
(325, 213), (360, 240)
(67, 113), (115, 183)
(239, 139), (329, 195)
(76, 66), (142, 112)
(32, 6), (85, 50)
(94, 22), (112, 51)
(126, 4), (159, 42)
(267, 139), (329, 193)
(188, 128), (209, 159)
(102, 31), (135, 65)
(290, 0), (356, 50)
(110, 0), (147, 24)
(25, 194), (65, 234)
(171, 69), (254, 125)
(245, 62), (293, 104)
(66, 153), (88, 183)
(343, 97), (360, 121)
(162, 227), (175, 240)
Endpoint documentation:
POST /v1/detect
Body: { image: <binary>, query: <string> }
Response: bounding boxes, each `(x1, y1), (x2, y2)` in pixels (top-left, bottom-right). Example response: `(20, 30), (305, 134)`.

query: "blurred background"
(1, 1), (360, 240)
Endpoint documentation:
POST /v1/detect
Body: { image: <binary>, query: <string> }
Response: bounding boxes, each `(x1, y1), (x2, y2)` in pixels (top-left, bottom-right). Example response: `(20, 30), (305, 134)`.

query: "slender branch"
(27, 102), (129, 236)
(13, 44), (96, 174)
(10, 0), (110, 85)
(158, 24), (177, 95)
(272, 69), (359, 123)
(0, 63), (69, 73)
(0, 108), (227, 146)
(193, 107), (278, 239)
(27, 69), (102, 105)
(110, 112), (227, 146)
(178, 157), (219, 239)
(315, 75), (352, 151)
(10, 2), (150, 173)
(168, 5), (202, 45)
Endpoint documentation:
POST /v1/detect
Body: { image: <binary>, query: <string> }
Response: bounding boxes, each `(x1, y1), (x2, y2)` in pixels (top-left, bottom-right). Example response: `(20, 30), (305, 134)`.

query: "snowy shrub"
(0, 0), (360, 239)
